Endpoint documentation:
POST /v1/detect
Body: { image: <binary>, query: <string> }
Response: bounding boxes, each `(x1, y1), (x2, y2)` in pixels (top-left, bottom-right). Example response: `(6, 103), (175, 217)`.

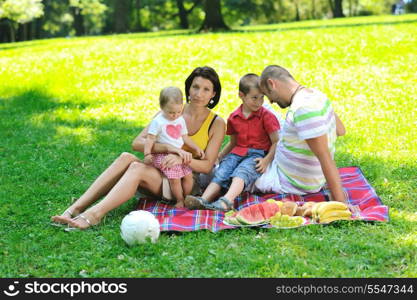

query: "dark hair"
(159, 86), (183, 108)
(239, 73), (260, 95)
(185, 66), (221, 109)
(260, 65), (294, 91)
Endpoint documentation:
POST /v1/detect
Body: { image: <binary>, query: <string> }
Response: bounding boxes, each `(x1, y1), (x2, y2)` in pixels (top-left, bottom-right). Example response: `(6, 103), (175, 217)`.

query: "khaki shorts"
(136, 171), (214, 202)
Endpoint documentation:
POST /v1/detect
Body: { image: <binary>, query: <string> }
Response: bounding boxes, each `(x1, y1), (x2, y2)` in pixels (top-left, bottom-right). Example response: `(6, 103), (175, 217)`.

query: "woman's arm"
(335, 113), (346, 137)
(143, 134), (156, 164)
(183, 135), (205, 159)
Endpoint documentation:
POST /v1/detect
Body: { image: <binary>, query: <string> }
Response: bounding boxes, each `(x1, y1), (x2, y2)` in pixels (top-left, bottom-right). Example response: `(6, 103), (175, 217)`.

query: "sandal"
(205, 197), (234, 212)
(64, 214), (94, 231)
(184, 195), (209, 210)
(50, 209), (75, 227)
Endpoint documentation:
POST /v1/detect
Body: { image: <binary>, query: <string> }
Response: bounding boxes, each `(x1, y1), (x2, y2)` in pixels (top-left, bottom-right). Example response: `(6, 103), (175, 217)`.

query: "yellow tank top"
(183, 110), (217, 154)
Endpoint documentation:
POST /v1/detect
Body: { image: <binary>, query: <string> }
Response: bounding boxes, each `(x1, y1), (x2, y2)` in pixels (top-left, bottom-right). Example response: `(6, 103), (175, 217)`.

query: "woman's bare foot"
(51, 209), (79, 225)
(66, 211), (100, 230)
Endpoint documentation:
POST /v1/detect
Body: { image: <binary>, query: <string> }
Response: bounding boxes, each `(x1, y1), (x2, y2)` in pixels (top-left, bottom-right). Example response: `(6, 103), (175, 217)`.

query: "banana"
(317, 201), (348, 216)
(320, 215), (351, 224)
(319, 210), (351, 221)
(312, 202), (327, 220)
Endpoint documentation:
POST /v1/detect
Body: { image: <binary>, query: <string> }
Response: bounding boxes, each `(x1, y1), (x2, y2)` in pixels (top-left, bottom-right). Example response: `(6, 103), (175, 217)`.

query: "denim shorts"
(212, 148), (266, 191)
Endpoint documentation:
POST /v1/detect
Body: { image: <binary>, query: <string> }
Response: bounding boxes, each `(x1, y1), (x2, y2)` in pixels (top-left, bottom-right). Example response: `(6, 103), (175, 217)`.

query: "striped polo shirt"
(276, 88), (337, 194)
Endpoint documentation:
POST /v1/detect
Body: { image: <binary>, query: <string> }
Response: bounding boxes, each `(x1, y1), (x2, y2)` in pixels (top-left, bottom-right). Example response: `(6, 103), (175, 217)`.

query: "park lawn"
(0, 14), (416, 278)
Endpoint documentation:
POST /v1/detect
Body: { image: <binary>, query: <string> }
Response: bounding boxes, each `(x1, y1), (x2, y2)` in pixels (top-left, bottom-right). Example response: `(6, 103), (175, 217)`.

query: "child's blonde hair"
(159, 87), (183, 108)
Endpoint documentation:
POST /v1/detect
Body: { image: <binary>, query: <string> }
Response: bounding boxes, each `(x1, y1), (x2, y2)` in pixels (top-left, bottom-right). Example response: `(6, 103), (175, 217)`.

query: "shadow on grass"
(335, 135), (416, 211)
(0, 88), (144, 222)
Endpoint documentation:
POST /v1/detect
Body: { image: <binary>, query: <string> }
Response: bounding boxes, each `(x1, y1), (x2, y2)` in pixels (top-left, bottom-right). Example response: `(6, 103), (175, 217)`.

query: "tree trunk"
(176, 0), (189, 29)
(311, 0), (316, 19)
(295, 0), (301, 21)
(23, 23), (29, 41)
(200, 0), (229, 31)
(71, 6), (85, 36)
(329, 0), (345, 18)
(114, 0), (130, 33)
(9, 20), (16, 43)
(0, 20), (10, 43)
(133, 0), (144, 31)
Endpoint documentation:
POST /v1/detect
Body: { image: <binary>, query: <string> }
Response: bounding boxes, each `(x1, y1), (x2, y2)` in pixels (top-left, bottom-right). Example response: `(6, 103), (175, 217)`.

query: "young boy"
(186, 74), (280, 211)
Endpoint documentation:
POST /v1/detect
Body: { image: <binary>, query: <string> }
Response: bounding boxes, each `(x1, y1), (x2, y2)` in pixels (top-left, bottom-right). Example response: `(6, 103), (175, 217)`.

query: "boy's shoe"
(205, 197), (234, 212)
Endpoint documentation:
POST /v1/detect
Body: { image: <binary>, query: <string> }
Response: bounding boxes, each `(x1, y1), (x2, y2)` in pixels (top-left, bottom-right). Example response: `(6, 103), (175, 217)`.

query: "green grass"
(1, 14), (416, 278)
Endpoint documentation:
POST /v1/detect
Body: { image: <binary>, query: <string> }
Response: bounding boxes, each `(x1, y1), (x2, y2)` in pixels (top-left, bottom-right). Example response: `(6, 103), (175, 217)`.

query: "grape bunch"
(270, 213), (304, 228)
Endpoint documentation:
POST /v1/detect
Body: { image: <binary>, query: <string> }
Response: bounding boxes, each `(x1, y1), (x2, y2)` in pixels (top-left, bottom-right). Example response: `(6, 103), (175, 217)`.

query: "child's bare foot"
(175, 202), (185, 208)
(51, 209), (79, 225)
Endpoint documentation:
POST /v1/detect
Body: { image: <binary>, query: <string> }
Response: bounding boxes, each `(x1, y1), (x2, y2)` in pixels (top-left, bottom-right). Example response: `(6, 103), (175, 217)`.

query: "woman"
(51, 66), (225, 230)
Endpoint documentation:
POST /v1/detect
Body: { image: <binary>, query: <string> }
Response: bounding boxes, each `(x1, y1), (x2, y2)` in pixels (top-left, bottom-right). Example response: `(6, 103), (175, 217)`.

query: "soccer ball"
(120, 210), (160, 245)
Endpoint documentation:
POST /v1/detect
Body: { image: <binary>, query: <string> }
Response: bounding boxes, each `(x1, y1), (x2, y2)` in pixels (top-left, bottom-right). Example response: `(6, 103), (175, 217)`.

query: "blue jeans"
(212, 149), (265, 191)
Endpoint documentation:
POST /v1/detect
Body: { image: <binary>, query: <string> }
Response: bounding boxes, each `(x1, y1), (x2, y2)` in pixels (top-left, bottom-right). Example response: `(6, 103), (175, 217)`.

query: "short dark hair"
(260, 65), (294, 91)
(239, 73), (259, 95)
(185, 66), (221, 109)
(159, 86), (183, 108)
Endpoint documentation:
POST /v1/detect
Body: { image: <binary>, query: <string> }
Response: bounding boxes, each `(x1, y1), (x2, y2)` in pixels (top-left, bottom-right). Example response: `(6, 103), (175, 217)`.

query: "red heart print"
(166, 124), (182, 139)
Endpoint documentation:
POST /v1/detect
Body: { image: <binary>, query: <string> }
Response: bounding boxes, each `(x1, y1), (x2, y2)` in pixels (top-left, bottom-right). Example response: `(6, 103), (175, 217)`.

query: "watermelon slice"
(235, 202), (281, 225)
(260, 202), (280, 219)
(224, 211), (240, 225)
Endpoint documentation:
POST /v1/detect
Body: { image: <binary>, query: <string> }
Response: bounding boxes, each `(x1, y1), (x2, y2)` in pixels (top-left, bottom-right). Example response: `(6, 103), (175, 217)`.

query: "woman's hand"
(254, 157), (270, 174)
(161, 154), (183, 169)
(171, 148), (192, 164)
(195, 148), (206, 160)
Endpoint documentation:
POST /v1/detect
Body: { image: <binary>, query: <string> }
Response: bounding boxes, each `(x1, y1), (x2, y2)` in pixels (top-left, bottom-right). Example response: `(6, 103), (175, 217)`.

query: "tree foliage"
(0, 0), (406, 43)
(0, 0), (43, 41)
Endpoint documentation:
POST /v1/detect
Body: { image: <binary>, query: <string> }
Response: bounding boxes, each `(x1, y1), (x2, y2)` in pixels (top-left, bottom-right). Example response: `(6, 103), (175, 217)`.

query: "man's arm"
(335, 113), (346, 137)
(305, 135), (346, 203)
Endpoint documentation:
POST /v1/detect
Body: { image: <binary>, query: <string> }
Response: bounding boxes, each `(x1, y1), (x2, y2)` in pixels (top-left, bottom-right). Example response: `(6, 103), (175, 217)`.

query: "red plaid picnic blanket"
(135, 166), (389, 232)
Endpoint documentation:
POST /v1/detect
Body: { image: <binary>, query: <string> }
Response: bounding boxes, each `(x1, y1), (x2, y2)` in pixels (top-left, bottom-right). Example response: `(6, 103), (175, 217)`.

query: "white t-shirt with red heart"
(147, 113), (188, 149)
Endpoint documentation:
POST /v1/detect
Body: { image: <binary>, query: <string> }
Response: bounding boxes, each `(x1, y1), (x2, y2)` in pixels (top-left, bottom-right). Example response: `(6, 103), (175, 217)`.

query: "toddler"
(144, 87), (204, 208)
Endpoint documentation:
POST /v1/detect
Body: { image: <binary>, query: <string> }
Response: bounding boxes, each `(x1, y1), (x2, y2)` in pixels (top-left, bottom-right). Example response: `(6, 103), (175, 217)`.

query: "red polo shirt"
(226, 105), (280, 156)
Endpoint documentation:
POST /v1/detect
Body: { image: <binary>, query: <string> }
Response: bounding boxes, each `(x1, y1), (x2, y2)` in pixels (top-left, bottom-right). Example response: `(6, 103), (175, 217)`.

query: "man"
(255, 65), (347, 203)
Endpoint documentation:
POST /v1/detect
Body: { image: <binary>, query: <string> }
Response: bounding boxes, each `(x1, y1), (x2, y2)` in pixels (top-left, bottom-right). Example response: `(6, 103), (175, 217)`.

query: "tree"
(132, 0), (144, 31)
(114, 0), (130, 33)
(200, 0), (229, 31)
(294, 0), (301, 21)
(0, 0), (44, 42)
(175, 0), (201, 29)
(328, 0), (345, 17)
